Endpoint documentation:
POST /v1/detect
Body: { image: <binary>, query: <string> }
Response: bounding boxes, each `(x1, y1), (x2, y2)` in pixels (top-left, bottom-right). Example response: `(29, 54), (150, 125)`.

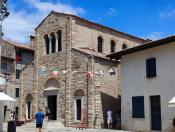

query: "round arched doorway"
(26, 94), (33, 120)
(44, 78), (59, 120)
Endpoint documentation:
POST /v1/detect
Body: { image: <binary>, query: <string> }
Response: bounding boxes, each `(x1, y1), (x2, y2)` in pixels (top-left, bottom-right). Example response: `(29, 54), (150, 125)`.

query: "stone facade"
(19, 11), (146, 128)
(0, 40), (34, 122)
(1, 41), (16, 113)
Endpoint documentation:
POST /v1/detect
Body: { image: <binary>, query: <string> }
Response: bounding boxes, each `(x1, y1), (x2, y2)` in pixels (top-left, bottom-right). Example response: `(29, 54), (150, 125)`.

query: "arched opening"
(111, 40), (116, 53)
(122, 44), (127, 50)
(74, 89), (84, 121)
(45, 78), (59, 89)
(57, 30), (62, 52)
(44, 35), (50, 54)
(50, 32), (56, 53)
(97, 36), (103, 53)
(26, 94), (33, 120)
(44, 79), (59, 120)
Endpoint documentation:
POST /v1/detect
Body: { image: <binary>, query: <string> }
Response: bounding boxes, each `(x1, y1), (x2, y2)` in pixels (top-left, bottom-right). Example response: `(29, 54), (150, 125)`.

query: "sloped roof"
(4, 39), (34, 51)
(72, 47), (116, 62)
(36, 11), (146, 43)
(107, 35), (175, 60)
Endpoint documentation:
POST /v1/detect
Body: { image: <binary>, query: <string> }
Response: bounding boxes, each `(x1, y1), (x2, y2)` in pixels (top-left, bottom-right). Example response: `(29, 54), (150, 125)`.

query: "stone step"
(19, 120), (64, 129)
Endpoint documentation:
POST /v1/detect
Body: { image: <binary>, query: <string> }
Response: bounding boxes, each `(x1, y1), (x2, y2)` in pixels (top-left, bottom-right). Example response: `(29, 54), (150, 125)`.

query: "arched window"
(50, 32), (56, 53)
(97, 36), (103, 53)
(57, 30), (62, 52)
(44, 35), (49, 55)
(111, 40), (116, 53)
(122, 44), (127, 50)
(74, 89), (84, 121)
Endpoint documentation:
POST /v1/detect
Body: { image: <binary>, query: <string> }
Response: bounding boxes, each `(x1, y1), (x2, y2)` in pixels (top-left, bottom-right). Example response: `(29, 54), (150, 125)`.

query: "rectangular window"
(1, 63), (7, 73)
(146, 58), (157, 78)
(16, 69), (21, 79)
(16, 107), (18, 116)
(132, 96), (145, 118)
(15, 88), (19, 98)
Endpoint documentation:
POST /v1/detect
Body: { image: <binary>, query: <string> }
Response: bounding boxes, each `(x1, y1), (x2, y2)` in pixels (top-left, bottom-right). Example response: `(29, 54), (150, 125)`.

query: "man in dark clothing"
(35, 108), (44, 132)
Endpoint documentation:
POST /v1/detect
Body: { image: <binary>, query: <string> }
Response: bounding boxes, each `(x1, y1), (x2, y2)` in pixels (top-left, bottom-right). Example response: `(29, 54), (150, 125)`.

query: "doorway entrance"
(27, 102), (31, 120)
(26, 94), (33, 120)
(75, 98), (82, 121)
(150, 95), (162, 130)
(48, 95), (57, 120)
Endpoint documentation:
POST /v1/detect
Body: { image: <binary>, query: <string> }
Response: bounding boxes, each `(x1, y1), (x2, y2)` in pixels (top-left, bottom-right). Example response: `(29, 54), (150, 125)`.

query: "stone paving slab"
(3, 123), (132, 132)
(4, 127), (132, 132)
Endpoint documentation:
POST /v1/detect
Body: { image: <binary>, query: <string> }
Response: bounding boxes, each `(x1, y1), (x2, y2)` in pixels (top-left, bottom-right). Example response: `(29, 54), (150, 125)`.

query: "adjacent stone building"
(19, 11), (146, 128)
(0, 40), (34, 121)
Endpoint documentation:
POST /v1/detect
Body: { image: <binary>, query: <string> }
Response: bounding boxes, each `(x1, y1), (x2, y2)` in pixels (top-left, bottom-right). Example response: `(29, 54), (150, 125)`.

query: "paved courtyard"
(3, 122), (132, 132)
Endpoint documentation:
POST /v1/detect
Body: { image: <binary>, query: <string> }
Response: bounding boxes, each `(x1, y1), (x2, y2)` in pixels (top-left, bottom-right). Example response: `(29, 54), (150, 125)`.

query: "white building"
(107, 35), (175, 132)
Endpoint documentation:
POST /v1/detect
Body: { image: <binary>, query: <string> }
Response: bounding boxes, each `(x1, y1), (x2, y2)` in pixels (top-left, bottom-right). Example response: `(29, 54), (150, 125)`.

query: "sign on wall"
(38, 66), (46, 76)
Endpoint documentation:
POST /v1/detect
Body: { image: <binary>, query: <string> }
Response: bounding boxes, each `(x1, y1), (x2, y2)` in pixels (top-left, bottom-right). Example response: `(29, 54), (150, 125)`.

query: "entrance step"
(19, 120), (64, 129)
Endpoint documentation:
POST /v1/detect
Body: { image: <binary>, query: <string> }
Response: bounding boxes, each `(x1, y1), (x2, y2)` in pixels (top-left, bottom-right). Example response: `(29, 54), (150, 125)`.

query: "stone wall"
(71, 49), (119, 128)
(71, 17), (145, 54)
(2, 41), (15, 59)
(31, 13), (72, 126)
(19, 63), (35, 121)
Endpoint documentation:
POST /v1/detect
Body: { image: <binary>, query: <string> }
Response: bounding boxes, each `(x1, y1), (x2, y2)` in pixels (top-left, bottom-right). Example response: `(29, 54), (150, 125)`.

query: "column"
(55, 34), (58, 52)
(49, 36), (52, 54)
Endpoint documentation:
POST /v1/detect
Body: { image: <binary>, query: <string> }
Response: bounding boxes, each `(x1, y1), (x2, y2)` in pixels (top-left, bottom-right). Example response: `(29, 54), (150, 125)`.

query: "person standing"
(35, 108), (44, 132)
(45, 107), (50, 121)
(116, 110), (121, 129)
(107, 108), (112, 129)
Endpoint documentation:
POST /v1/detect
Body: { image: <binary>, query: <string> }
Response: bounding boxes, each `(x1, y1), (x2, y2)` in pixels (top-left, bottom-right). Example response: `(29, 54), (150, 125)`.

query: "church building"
(18, 11), (146, 128)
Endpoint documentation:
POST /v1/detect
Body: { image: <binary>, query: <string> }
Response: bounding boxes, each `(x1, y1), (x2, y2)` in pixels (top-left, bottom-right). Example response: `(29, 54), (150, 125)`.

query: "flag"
(109, 68), (115, 75)
(99, 71), (104, 77)
(52, 67), (59, 77)
(87, 71), (93, 78)
(16, 55), (22, 62)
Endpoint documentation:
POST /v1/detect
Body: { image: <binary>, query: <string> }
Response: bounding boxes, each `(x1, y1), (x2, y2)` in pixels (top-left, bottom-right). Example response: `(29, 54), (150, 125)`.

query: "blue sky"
(3, 0), (175, 43)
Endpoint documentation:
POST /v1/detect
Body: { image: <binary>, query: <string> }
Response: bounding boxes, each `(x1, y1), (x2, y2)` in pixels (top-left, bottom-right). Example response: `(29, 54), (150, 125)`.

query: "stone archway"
(44, 78), (59, 120)
(25, 94), (33, 120)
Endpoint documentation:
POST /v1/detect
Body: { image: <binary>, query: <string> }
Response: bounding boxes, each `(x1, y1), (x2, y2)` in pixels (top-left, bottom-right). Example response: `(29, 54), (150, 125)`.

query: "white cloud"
(159, 9), (175, 19)
(3, 0), (85, 44)
(106, 8), (117, 16)
(143, 32), (165, 40)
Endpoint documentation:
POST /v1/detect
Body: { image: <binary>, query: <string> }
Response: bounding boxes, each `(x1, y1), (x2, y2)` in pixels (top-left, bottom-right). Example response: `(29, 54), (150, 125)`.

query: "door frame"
(74, 96), (83, 121)
(26, 101), (32, 120)
(47, 95), (57, 120)
(150, 95), (162, 131)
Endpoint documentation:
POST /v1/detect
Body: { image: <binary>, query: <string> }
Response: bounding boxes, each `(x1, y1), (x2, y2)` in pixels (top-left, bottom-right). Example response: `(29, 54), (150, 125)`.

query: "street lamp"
(0, 0), (9, 90)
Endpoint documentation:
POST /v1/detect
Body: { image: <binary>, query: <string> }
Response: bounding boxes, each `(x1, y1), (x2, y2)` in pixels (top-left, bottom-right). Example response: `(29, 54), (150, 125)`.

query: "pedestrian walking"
(35, 108), (44, 132)
(107, 108), (112, 129)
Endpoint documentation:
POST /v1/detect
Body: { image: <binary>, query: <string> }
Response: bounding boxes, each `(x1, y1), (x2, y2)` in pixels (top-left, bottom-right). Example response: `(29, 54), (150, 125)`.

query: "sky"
(3, 0), (175, 44)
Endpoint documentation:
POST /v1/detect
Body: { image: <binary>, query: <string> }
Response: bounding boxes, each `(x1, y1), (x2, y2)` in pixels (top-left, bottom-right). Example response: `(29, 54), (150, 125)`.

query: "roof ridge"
(52, 11), (146, 42)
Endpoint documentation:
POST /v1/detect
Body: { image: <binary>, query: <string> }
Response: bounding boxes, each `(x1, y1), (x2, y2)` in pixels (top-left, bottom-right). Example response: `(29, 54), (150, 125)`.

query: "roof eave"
(107, 35), (175, 60)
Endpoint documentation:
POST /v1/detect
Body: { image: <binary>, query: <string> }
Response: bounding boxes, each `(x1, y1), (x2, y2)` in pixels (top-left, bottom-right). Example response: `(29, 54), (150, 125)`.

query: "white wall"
(121, 41), (175, 132)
